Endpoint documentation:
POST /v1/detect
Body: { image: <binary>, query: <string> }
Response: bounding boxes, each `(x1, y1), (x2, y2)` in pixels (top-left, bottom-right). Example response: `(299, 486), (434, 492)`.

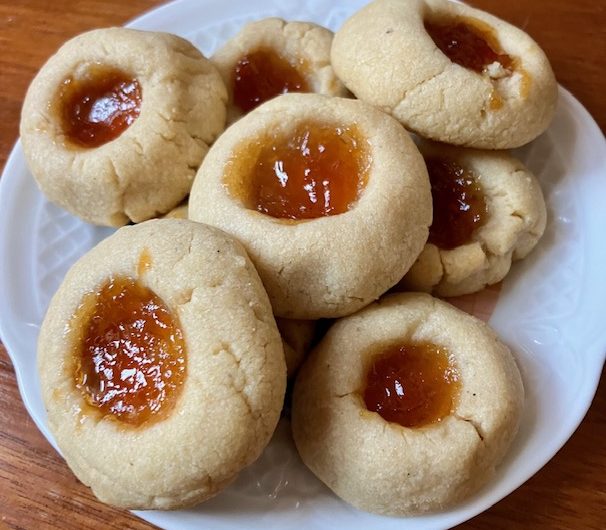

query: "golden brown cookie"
(38, 219), (286, 509)
(21, 28), (227, 226)
(292, 292), (523, 515)
(212, 18), (348, 123)
(398, 141), (546, 296)
(331, 0), (558, 148)
(189, 93), (432, 319)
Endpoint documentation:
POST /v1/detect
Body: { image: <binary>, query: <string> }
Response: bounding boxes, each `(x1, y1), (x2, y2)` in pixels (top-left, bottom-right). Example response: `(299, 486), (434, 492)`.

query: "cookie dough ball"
(21, 28), (227, 226)
(399, 142), (546, 296)
(276, 318), (316, 377)
(331, 0), (558, 148)
(38, 219), (286, 509)
(292, 292), (524, 515)
(189, 93), (432, 319)
(212, 18), (348, 124)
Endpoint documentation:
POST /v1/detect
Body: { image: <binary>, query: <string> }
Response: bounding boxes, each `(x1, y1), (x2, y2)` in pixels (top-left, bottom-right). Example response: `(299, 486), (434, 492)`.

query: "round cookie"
(331, 0), (558, 148)
(21, 28), (227, 226)
(38, 219), (286, 509)
(212, 18), (348, 124)
(398, 141), (546, 296)
(189, 93), (432, 319)
(292, 292), (524, 515)
(276, 318), (316, 377)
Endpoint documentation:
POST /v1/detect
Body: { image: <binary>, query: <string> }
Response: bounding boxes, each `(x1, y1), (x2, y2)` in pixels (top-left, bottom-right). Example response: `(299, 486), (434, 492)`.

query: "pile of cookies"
(23, 0), (556, 516)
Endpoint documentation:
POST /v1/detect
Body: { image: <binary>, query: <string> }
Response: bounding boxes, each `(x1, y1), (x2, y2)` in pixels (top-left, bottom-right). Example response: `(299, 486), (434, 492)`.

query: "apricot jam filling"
(225, 120), (370, 220)
(72, 276), (186, 426)
(59, 64), (142, 148)
(426, 157), (487, 250)
(233, 48), (310, 113)
(364, 342), (460, 428)
(424, 17), (513, 74)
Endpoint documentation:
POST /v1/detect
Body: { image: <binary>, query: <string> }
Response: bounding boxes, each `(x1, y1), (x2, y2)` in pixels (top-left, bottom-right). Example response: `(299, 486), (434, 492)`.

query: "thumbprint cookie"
(212, 18), (348, 124)
(38, 219), (286, 509)
(331, 0), (558, 148)
(292, 292), (524, 515)
(189, 93), (432, 319)
(399, 141), (546, 296)
(21, 28), (227, 226)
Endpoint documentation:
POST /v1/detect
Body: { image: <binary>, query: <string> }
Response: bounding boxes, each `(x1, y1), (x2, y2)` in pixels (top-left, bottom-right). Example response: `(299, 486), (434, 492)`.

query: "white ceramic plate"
(1, 0), (606, 528)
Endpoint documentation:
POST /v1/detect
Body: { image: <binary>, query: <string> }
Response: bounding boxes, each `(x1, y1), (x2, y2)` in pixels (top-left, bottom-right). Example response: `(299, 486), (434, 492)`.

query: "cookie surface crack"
(454, 413), (485, 442)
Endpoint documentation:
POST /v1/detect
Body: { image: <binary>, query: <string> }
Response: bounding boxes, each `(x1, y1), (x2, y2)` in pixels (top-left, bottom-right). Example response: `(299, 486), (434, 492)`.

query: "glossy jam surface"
(73, 276), (186, 426)
(59, 65), (142, 148)
(233, 48), (309, 113)
(227, 121), (370, 220)
(364, 343), (460, 428)
(426, 157), (487, 250)
(425, 18), (512, 73)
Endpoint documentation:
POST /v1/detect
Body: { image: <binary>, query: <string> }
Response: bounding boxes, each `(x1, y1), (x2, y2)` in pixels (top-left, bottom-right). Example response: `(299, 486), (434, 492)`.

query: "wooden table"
(1, 1), (604, 528)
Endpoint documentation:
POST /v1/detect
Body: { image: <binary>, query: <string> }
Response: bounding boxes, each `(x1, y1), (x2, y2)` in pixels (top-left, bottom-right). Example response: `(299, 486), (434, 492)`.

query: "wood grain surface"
(1, 1), (605, 529)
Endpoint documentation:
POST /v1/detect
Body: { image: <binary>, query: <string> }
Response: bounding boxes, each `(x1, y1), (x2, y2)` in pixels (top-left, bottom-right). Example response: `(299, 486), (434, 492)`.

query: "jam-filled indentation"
(426, 157), (487, 250)
(424, 17), (513, 74)
(364, 342), (460, 428)
(73, 276), (186, 426)
(59, 65), (142, 148)
(233, 48), (310, 113)
(226, 120), (370, 220)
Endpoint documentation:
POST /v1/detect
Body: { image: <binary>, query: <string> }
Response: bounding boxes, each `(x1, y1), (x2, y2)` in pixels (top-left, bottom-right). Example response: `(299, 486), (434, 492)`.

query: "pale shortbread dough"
(162, 201), (188, 220)
(292, 292), (524, 515)
(21, 28), (227, 226)
(276, 318), (316, 377)
(189, 93), (432, 319)
(331, 0), (558, 148)
(212, 18), (348, 123)
(399, 141), (546, 296)
(38, 219), (286, 510)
